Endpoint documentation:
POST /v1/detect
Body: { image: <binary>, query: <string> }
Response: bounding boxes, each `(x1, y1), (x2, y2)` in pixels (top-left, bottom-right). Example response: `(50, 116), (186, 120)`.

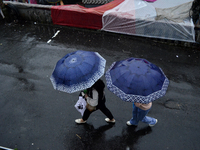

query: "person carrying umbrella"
(105, 57), (169, 127)
(126, 102), (157, 126)
(50, 50), (115, 124)
(75, 79), (115, 124)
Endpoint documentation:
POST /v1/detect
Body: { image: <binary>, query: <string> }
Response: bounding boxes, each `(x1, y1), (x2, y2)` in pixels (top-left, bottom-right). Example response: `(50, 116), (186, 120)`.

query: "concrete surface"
(0, 21), (200, 150)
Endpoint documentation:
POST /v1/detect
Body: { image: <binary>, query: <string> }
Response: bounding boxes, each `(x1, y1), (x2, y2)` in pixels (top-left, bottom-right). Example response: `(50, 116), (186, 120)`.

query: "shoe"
(126, 121), (138, 127)
(105, 118), (115, 123)
(126, 121), (133, 126)
(75, 119), (86, 124)
(126, 121), (132, 126)
(149, 119), (158, 127)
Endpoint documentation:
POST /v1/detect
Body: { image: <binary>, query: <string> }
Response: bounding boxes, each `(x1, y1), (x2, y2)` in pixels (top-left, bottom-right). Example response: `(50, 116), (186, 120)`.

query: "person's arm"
(85, 89), (98, 106)
(134, 102), (152, 110)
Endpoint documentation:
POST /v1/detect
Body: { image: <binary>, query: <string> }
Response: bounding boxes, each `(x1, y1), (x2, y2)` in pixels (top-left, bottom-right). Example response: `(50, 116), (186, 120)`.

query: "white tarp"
(102, 0), (195, 42)
(155, 1), (193, 23)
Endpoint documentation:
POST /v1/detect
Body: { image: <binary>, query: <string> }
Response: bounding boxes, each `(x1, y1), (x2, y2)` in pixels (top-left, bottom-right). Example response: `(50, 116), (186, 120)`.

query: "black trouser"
(82, 102), (114, 121)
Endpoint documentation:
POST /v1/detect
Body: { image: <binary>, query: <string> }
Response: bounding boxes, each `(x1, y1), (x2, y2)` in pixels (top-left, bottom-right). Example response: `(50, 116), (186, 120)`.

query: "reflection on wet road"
(0, 21), (200, 150)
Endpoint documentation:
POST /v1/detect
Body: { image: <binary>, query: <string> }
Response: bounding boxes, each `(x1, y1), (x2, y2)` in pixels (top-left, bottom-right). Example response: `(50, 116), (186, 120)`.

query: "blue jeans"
(130, 103), (156, 125)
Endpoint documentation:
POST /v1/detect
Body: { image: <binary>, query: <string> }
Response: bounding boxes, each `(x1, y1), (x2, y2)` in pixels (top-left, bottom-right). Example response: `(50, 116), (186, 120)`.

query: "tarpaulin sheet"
(102, 0), (195, 42)
(51, 0), (124, 29)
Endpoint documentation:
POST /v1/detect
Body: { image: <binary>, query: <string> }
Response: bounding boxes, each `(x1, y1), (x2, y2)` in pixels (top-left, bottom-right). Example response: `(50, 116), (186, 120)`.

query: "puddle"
(164, 99), (183, 110)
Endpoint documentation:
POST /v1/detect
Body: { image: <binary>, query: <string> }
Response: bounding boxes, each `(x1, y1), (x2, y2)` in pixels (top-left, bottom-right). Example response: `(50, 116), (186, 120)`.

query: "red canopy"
(51, 0), (124, 29)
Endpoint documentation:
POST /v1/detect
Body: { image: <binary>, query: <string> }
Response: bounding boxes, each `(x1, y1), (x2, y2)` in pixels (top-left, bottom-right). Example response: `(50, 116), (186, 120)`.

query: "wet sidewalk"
(0, 22), (200, 150)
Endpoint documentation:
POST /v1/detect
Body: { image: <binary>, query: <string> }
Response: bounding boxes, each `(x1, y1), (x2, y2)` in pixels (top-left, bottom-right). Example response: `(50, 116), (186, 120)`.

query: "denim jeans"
(130, 103), (156, 125)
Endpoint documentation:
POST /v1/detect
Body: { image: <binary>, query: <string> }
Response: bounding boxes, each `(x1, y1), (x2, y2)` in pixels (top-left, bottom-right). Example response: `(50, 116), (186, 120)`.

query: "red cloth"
(51, 0), (124, 29)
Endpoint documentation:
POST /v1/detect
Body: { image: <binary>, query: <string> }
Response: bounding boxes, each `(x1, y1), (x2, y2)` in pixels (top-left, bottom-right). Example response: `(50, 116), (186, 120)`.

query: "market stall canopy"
(51, 0), (195, 42)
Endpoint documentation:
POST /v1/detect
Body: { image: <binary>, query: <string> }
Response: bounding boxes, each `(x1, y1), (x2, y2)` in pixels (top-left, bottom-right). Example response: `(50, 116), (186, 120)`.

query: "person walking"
(126, 102), (157, 127)
(75, 79), (115, 124)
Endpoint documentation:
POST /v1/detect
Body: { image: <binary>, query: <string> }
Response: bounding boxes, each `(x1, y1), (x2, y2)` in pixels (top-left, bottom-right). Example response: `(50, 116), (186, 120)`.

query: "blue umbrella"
(50, 50), (106, 93)
(105, 58), (169, 104)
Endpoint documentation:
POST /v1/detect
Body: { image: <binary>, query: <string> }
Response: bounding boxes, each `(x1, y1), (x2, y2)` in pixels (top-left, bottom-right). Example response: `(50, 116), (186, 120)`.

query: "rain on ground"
(0, 21), (200, 150)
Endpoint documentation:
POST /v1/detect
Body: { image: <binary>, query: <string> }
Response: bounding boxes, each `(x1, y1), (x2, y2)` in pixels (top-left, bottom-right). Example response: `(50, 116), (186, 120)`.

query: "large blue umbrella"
(105, 58), (169, 104)
(50, 50), (106, 93)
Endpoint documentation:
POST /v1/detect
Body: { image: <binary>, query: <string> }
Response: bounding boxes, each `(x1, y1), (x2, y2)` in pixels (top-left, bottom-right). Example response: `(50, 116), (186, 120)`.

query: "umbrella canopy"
(50, 50), (106, 93)
(105, 58), (169, 104)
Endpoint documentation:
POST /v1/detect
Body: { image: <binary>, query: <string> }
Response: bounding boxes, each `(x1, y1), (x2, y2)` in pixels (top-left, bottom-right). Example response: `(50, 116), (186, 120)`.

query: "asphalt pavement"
(0, 21), (200, 150)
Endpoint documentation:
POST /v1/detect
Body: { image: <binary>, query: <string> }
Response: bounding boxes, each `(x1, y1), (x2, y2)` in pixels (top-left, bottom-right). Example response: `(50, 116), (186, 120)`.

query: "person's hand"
(134, 102), (142, 108)
(84, 94), (88, 99)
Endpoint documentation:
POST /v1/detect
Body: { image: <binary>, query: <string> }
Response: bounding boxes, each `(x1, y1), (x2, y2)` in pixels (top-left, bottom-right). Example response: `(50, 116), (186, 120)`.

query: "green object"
(83, 90), (87, 94)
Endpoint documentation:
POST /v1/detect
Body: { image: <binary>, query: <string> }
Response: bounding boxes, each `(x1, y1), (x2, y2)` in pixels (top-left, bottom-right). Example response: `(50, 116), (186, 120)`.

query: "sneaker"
(105, 118), (115, 123)
(75, 119), (86, 124)
(126, 121), (137, 127)
(149, 119), (158, 127)
(126, 121), (133, 126)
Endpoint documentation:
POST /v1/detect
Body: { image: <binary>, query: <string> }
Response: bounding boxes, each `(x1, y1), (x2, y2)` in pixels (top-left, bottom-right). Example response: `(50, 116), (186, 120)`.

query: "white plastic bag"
(74, 96), (86, 116)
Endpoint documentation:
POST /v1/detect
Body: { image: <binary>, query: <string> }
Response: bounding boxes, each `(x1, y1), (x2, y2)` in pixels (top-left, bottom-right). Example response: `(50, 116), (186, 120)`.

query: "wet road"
(0, 21), (200, 150)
